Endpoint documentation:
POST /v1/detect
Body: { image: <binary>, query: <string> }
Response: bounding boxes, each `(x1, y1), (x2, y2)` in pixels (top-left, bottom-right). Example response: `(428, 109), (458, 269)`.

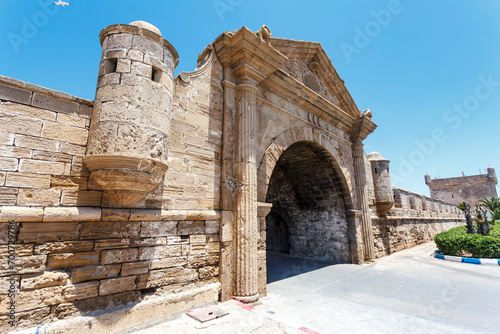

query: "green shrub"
(434, 225), (500, 258)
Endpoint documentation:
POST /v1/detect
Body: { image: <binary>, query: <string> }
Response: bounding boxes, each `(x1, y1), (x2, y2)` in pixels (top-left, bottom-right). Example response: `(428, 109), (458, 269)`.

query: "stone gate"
(0, 21), (464, 332)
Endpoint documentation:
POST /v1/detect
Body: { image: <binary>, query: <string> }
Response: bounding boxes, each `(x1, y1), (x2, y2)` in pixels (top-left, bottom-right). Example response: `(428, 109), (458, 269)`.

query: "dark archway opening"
(265, 141), (351, 282)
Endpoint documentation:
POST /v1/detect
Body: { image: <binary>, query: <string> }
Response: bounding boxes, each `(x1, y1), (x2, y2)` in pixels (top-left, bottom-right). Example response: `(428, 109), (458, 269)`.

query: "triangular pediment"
(269, 37), (361, 118)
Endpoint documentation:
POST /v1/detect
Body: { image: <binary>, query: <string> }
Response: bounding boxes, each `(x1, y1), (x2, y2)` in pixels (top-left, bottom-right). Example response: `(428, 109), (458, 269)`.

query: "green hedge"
(434, 225), (500, 258)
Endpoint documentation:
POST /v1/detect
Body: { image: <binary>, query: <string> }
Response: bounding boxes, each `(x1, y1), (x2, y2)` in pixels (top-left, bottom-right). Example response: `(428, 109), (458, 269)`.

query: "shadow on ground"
(266, 251), (342, 283)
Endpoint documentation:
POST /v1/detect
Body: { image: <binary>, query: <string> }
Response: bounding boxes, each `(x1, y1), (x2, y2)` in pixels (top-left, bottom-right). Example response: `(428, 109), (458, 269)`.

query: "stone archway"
(265, 141), (352, 263)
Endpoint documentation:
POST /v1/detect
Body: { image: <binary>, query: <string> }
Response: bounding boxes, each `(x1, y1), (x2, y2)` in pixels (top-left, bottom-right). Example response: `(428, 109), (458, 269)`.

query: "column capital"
(213, 26), (287, 85)
(350, 115), (377, 144)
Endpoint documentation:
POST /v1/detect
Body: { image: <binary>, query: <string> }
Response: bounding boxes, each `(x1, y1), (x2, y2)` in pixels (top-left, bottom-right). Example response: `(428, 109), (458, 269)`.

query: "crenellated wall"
(370, 187), (463, 258)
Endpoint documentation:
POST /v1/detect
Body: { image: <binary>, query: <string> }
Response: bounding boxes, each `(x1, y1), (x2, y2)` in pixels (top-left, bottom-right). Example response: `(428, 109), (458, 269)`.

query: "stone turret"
(368, 152), (394, 215)
(487, 165), (497, 184)
(424, 172), (431, 185)
(84, 21), (179, 206)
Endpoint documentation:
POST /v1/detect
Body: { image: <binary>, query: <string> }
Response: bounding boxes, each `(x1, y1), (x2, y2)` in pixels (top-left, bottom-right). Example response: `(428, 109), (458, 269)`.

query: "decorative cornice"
(178, 44), (215, 83)
(350, 115), (377, 143)
(262, 70), (355, 133)
(213, 26), (287, 84)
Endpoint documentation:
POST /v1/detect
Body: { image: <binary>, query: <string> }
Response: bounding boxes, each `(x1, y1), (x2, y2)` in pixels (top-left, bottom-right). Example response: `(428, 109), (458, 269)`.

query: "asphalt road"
(132, 242), (500, 334)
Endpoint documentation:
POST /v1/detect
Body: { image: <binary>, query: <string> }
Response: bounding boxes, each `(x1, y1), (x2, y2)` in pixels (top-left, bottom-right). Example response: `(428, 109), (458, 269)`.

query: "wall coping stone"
(0, 74), (93, 108)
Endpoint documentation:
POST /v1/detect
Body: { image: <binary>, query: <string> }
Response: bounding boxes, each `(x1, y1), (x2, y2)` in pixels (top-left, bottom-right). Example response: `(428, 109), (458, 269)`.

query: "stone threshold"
(0, 206), (221, 222)
(13, 283), (221, 334)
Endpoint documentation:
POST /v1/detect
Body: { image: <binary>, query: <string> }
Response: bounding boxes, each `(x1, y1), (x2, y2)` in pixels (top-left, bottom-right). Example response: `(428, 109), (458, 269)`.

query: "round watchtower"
(488, 165), (498, 184)
(424, 172), (431, 185)
(368, 152), (394, 215)
(84, 21), (179, 206)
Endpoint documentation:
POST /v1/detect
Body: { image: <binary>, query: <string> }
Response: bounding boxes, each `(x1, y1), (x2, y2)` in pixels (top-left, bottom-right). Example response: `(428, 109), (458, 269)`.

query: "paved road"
(132, 242), (500, 334)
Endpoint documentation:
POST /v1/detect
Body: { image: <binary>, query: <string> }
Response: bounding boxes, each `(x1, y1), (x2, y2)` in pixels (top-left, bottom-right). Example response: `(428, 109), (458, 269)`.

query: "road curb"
(434, 251), (500, 265)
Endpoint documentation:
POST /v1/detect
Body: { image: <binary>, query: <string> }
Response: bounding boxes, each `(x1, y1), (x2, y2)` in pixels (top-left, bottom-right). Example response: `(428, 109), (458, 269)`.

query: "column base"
(233, 294), (259, 303)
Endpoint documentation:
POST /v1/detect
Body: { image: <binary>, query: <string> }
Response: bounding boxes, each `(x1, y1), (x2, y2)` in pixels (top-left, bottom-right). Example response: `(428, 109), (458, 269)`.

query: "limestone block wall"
(0, 75), (222, 332)
(371, 187), (464, 258)
(0, 75), (98, 207)
(0, 207), (220, 332)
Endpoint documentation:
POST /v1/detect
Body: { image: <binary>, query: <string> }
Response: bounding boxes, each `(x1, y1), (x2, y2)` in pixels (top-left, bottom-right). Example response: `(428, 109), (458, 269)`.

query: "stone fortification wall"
(0, 63), (222, 331)
(426, 174), (498, 206)
(371, 187), (464, 258)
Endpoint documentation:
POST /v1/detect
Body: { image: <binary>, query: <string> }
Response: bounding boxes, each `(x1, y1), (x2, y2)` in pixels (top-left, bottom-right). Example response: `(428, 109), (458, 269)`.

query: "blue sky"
(1, 0), (499, 196)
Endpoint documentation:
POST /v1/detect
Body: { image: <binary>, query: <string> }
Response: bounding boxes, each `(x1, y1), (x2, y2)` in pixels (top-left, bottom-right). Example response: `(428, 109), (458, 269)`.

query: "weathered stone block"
(0, 286), (63, 314)
(0, 187), (19, 205)
(70, 264), (121, 283)
(41, 121), (88, 146)
(43, 207), (101, 222)
(0, 255), (46, 275)
(18, 159), (67, 175)
(101, 208), (130, 221)
(21, 271), (68, 290)
(34, 241), (94, 255)
(130, 237), (167, 247)
(99, 276), (136, 296)
(94, 238), (130, 250)
(0, 244), (33, 257)
(0, 82), (33, 105)
(59, 144), (86, 159)
(80, 221), (140, 239)
(140, 221), (177, 237)
(0, 157), (18, 171)
(60, 190), (102, 206)
(138, 245), (182, 260)
(166, 236), (189, 244)
(32, 93), (80, 115)
(199, 265), (219, 279)
(0, 111), (43, 136)
(136, 267), (198, 289)
(178, 221), (205, 235)
(0, 223), (9, 244)
(149, 257), (187, 270)
(190, 244), (206, 255)
(17, 188), (61, 206)
(47, 252), (100, 269)
(5, 172), (51, 188)
(205, 220), (220, 234)
(56, 113), (87, 128)
(18, 222), (79, 243)
(187, 254), (219, 268)
(207, 242), (220, 253)
(14, 134), (58, 151)
(51, 176), (88, 189)
(0, 131), (14, 146)
(189, 235), (206, 244)
(32, 150), (73, 163)
(0, 145), (32, 159)
(63, 281), (99, 301)
(101, 248), (138, 264)
(0, 101), (56, 120)
(121, 261), (149, 276)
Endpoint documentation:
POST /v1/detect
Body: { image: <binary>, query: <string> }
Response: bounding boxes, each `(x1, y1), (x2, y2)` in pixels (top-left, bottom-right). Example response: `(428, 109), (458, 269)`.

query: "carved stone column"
(352, 140), (375, 259)
(350, 115), (377, 260)
(233, 82), (259, 302)
(213, 25), (287, 303)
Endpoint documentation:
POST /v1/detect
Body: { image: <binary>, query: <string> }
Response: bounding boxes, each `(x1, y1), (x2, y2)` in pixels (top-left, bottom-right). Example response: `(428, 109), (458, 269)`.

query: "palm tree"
(479, 197), (500, 222)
